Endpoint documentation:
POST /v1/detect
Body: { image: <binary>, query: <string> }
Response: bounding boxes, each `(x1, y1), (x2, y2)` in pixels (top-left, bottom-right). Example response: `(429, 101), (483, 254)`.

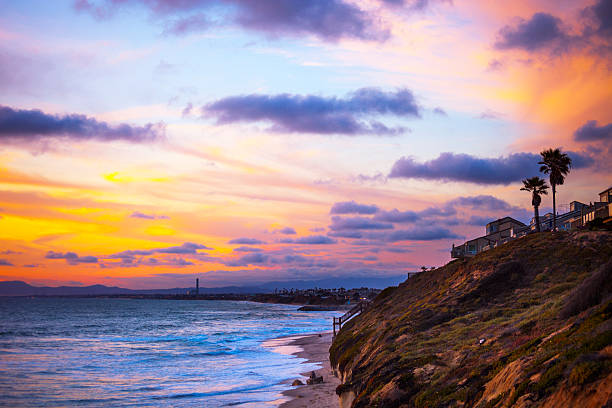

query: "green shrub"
(569, 357), (606, 386)
(561, 259), (612, 318)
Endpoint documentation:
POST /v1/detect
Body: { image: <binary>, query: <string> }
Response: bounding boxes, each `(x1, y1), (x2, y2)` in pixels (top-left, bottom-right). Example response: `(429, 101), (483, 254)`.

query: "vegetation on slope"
(329, 231), (612, 407)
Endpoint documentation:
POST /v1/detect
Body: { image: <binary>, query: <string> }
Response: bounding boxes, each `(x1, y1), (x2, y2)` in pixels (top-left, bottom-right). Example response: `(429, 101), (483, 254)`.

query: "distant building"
(536, 201), (586, 232)
(451, 217), (526, 258)
(451, 186), (612, 259)
(581, 186), (612, 226)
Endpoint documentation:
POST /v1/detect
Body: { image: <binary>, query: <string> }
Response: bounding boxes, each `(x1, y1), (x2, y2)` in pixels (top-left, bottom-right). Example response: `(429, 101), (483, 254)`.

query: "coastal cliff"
(329, 231), (612, 407)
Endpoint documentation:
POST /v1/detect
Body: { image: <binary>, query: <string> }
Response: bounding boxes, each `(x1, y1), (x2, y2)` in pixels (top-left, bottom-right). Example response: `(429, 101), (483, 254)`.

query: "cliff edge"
(330, 231), (612, 407)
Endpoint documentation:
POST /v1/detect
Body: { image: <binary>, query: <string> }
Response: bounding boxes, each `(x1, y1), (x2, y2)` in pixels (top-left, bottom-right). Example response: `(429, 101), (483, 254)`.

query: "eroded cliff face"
(329, 231), (612, 407)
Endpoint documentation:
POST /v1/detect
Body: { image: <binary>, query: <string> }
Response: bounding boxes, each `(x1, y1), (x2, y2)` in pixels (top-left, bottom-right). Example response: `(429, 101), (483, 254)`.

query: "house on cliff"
(451, 186), (612, 259)
(451, 217), (526, 258)
(581, 186), (612, 226)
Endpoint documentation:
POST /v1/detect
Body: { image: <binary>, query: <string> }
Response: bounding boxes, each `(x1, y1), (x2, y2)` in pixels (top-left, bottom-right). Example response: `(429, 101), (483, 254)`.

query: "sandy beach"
(276, 332), (340, 408)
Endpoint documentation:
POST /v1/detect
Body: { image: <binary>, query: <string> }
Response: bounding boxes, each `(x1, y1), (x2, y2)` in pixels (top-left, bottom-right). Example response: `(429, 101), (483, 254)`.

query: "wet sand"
(277, 332), (340, 408)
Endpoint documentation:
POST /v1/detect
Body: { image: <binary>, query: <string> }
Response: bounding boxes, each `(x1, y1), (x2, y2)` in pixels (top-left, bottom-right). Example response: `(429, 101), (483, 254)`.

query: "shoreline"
(272, 332), (340, 408)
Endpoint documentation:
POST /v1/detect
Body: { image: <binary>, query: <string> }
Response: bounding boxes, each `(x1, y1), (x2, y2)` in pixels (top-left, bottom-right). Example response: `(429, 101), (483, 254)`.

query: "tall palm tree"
(521, 176), (549, 232)
(539, 148), (572, 231)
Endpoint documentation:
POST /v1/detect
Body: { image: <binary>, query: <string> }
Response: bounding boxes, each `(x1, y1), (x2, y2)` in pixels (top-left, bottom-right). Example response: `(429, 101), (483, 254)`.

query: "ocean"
(0, 298), (340, 407)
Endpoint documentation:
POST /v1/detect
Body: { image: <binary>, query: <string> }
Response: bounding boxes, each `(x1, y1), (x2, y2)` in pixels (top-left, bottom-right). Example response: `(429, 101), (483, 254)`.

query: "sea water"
(0, 298), (339, 407)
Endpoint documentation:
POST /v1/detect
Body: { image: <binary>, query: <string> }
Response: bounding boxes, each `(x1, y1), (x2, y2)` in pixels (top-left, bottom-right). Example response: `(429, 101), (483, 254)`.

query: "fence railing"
(332, 300), (370, 336)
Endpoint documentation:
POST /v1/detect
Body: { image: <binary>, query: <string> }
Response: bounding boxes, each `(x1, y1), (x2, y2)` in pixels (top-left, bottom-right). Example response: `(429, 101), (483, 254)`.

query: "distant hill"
(330, 231), (612, 407)
(0, 275), (407, 296)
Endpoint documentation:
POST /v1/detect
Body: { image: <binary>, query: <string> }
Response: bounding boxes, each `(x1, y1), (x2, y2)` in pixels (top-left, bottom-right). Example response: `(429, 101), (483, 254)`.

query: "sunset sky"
(1, 0), (611, 288)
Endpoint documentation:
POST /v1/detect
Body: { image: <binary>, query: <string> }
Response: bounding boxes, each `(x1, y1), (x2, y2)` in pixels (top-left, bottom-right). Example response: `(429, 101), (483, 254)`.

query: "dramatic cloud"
(466, 215), (495, 225)
(329, 216), (394, 230)
(0, 259), (14, 266)
(275, 227), (297, 235)
(228, 237), (266, 245)
(381, 227), (460, 242)
(157, 242), (211, 254)
(0, 105), (165, 144)
(280, 235), (337, 244)
(203, 88), (420, 135)
(108, 256), (194, 268)
(45, 251), (98, 264)
(494, 13), (567, 52)
(109, 242), (212, 260)
(493, 2), (612, 56)
(373, 209), (418, 223)
(328, 230), (364, 239)
(76, 0), (389, 42)
(233, 246), (263, 252)
(584, 0), (612, 38)
(130, 211), (170, 220)
(449, 195), (518, 212)
(574, 120), (612, 142)
(388, 152), (593, 185)
(225, 252), (269, 267)
(379, 0), (450, 10)
(330, 200), (379, 214)
(433, 107), (447, 116)
(384, 247), (413, 253)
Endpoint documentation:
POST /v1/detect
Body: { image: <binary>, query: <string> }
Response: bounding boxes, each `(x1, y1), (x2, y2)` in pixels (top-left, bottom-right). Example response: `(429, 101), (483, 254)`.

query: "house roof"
(599, 186), (612, 195)
(486, 216), (526, 227)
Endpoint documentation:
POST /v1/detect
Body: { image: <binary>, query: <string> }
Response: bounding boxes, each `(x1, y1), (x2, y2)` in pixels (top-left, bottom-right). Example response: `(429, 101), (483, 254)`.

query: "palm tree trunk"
(552, 184), (556, 231)
(534, 205), (540, 232)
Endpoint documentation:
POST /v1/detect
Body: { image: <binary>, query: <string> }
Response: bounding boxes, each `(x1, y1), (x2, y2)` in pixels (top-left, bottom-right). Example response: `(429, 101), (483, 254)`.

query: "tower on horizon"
(196, 278), (199, 296)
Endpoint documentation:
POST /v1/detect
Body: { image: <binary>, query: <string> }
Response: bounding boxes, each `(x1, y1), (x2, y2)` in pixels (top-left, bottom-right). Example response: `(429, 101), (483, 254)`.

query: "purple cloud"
(433, 107), (447, 116)
(383, 227), (460, 242)
(0, 105), (165, 144)
(164, 13), (210, 35)
(466, 215), (494, 226)
(126, 257), (194, 267)
(385, 247), (413, 253)
(449, 195), (518, 211)
(45, 251), (78, 260)
(157, 242), (211, 254)
(329, 216), (393, 230)
(494, 13), (567, 52)
(130, 211), (170, 220)
(574, 120), (612, 142)
(276, 227), (297, 235)
(373, 209), (419, 223)
(45, 251), (98, 264)
(374, 206), (455, 223)
(109, 242), (211, 260)
(330, 200), (379, 214)
(388, 151), (593, 185)
(76, 0), (389, 42)
(233, 246), (263, 252)
(0, 259), (14, 266)
(328, 230), (364, 238)
(280, 235), (337, 244)
(228, 238), (266, 245)
(584, 0), (612, 38)
(203, 88), (420, 135)
(225, 252), (269, 267)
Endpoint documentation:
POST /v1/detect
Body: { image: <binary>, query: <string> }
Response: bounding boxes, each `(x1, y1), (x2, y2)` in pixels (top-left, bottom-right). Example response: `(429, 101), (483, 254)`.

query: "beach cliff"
(329, 231), (612, 407)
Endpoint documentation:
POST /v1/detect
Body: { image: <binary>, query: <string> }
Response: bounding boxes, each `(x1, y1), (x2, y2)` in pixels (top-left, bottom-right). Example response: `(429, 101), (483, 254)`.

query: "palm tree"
(521, 176), (549, 232)
(539, 148), (572, 231)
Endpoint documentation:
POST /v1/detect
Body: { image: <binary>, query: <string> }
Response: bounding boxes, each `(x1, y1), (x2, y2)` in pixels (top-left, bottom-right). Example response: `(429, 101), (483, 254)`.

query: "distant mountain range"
(0, 275), (407, 296)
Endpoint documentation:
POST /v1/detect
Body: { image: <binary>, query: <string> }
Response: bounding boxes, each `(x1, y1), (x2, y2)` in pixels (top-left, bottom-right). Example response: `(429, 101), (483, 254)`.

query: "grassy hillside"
(330, 231), (612, 407)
